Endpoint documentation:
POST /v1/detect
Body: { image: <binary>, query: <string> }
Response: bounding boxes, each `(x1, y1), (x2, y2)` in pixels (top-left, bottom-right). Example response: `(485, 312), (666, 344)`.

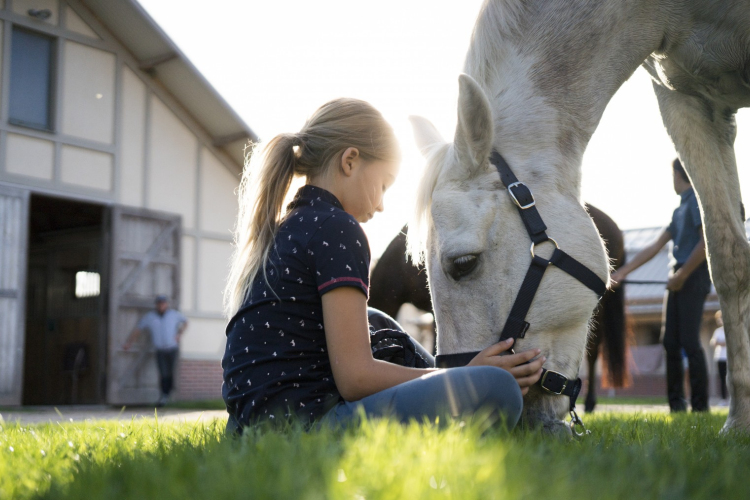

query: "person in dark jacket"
(612, 158), (710, 412)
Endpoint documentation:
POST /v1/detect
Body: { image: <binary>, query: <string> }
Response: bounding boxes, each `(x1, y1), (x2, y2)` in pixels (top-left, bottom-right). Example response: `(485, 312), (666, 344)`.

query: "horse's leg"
(652, 83), (750, 432)
(585, 321), (601, 412)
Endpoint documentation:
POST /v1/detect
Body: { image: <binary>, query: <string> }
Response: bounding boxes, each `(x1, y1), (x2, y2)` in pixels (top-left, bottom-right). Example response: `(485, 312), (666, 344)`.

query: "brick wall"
(175, 359), (223, 401)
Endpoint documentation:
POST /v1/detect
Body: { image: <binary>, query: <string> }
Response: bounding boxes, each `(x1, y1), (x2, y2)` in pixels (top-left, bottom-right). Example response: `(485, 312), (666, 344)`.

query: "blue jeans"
(156, 348), (179, 396)
(319, 365), (523, 428)
(662, 263), (711, 411)
(225, 309), (522, 435)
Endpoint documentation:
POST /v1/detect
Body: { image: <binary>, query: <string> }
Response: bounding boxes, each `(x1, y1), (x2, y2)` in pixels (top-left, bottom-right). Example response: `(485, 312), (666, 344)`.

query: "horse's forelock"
(407, 143), (452, 267)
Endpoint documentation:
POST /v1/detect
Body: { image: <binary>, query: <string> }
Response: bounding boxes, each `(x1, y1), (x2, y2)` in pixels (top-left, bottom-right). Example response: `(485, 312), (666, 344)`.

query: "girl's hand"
(468, 338), (545, 395)
(610, 269), (626, 288)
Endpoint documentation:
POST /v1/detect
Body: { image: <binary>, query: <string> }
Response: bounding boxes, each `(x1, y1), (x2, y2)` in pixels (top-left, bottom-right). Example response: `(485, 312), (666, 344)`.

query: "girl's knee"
(452, 366), (523, 421)
(479, 367), (523, 414)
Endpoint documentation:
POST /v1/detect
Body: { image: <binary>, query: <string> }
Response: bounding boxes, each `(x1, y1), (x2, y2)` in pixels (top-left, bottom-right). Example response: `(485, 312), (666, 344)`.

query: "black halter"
(434, 150), (607, 429)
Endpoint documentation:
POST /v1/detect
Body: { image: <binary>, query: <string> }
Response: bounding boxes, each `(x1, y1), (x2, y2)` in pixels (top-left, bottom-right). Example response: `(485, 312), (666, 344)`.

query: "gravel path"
(0, 405), (227, 425)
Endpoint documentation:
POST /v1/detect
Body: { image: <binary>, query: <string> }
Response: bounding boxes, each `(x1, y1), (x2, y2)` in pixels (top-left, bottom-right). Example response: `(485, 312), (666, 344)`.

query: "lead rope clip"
(569, 409), (590, 437)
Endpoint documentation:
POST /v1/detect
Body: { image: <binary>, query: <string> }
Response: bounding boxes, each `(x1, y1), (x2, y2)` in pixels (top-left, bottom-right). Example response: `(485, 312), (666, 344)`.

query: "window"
(75, 271), (101, 298)
(9, 27), (55, 131)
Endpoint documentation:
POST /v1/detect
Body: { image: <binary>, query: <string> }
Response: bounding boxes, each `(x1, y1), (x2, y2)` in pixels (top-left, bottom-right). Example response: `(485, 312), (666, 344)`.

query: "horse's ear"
(409, 115), (445, 157)
(454, 74), (493, 176)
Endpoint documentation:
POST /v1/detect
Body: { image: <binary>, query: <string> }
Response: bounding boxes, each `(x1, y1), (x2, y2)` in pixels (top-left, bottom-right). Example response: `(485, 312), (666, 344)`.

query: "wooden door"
(0, 184), (29, 405)
(107, 206), (181, 405)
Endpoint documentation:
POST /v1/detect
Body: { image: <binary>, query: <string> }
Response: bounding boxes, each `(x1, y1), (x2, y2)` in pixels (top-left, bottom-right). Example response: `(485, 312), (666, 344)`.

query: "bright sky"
(139, 0), (750, 258)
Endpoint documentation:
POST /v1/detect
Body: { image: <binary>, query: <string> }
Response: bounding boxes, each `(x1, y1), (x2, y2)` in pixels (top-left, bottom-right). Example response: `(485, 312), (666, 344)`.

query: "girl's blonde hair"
(224, 98), (399, 318)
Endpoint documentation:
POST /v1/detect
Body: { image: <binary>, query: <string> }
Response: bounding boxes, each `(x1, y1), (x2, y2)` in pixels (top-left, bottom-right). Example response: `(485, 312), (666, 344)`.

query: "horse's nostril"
(449, 254), (479, 280)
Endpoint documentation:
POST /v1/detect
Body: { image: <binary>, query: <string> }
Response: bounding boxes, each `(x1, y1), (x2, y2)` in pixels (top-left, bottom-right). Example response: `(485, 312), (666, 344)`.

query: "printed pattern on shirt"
(221, 185), (371, 425)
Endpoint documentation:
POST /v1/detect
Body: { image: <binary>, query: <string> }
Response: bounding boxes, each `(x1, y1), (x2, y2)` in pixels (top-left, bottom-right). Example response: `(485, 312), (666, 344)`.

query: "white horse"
(409, 0), (750, 433)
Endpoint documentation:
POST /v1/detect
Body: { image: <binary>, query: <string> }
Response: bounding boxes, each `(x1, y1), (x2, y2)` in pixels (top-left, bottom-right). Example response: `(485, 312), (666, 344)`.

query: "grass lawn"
(1, 410), (748, 499)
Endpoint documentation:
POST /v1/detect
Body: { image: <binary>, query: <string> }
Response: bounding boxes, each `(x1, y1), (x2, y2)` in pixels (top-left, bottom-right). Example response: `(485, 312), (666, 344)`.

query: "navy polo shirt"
(667, 187), (703, 265)
(222, 185), (371, 425)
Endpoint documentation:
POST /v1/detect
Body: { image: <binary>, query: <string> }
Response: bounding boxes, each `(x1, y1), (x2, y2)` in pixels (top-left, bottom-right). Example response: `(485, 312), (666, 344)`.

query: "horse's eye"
(449, 254), (479, 280)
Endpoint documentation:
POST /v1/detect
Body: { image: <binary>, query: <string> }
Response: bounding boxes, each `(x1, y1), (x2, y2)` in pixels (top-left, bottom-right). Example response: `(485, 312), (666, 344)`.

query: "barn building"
(0, 0), (255, 406)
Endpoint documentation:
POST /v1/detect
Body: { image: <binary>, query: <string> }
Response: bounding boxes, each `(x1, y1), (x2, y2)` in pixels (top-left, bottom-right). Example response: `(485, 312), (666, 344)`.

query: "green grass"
(1, 410), (748, 499)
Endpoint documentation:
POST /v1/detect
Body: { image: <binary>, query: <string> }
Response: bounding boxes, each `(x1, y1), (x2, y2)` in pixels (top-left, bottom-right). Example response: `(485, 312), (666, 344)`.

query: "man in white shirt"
(123, 295), (188, 406)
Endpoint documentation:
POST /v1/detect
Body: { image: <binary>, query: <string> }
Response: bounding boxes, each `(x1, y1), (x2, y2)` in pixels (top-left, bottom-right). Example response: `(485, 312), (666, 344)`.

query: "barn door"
(0, 184), (29, 406)
(107, 206), (181, 405)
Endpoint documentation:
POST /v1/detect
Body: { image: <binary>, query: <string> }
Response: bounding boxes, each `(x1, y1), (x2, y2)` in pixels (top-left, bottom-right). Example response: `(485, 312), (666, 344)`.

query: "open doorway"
(22, 195), (108, 405)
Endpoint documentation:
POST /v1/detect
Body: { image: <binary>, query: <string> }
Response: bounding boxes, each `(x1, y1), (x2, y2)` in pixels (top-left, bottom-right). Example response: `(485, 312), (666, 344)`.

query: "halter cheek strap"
(434, 150), (607, 423)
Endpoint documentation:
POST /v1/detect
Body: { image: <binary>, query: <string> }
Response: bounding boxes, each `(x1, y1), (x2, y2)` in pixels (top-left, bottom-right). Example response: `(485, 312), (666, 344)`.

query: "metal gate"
(107, 205), (181, 405)
(0, 184), (29, 406)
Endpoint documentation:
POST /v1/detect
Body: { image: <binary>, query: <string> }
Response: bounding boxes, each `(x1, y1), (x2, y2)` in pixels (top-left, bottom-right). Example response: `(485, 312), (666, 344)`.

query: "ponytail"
(224, 98), (399, 318)
(224, 134), (296, 318)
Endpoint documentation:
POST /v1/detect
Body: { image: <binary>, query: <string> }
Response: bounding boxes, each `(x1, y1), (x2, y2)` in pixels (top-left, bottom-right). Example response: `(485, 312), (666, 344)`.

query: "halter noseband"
(434, 150), (607, 434)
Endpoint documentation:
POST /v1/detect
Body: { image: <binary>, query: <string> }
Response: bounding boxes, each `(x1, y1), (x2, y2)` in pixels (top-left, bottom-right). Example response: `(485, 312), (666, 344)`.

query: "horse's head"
(409, 74), (609, 432)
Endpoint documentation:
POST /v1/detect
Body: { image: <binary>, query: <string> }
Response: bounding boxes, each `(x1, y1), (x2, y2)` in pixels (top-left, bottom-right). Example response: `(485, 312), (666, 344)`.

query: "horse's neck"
(465, 0), (666, 195)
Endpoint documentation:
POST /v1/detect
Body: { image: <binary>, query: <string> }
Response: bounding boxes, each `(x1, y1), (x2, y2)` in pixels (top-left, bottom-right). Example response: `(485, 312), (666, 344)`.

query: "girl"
(222, 98), (544, 431)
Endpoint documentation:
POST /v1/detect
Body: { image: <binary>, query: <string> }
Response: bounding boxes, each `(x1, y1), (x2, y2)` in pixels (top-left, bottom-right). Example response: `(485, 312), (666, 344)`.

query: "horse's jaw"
(520, 388), (574, 436)
(519, 327), (589, 435)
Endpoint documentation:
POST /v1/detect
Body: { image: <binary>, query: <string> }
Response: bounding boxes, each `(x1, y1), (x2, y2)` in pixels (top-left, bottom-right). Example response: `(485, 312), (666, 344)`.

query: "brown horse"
(369, 205), (628, 412)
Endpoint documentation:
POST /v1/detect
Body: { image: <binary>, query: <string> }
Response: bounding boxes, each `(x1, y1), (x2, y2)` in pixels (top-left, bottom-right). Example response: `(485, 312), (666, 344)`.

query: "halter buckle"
(540, 370), (568, 395)
(507, 182), (536, 209)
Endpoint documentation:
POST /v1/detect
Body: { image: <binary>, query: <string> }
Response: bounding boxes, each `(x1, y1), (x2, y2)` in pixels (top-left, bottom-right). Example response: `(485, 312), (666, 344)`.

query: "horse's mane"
(406, 143), (451, 266)
(464, 0), (532, 78)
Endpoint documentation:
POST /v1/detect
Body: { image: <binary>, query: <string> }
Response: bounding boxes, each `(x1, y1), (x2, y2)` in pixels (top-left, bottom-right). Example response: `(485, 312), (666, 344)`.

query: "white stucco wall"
(119, 66), (146, 207)
(198, 238), (233, 314)
(66, 6), (98, 39)
(60, 145), (112, 191)
(5, 134), (54, 180)
(181, 235), (195, 311)
(61, 41), (116, 144)
(181, 317), (226, 359)
(147, 96), (198, 229)
(199, 148), (239, 235)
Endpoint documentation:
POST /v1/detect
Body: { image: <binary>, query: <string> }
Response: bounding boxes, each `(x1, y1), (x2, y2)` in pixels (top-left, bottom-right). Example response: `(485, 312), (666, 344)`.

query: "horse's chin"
(519, 389), (572, 437)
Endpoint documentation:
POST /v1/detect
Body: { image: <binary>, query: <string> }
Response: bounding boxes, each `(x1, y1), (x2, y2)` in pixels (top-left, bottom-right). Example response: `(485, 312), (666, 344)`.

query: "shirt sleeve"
(137, 313), (150, 331)
(176, 311), (188, 326)
(310, 214), (371, 297)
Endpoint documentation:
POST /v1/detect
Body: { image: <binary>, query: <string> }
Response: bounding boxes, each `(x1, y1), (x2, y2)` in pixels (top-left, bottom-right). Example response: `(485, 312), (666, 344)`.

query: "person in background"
(710, 310), (728, 404)
(123, 295), (188, 406)
(611, 158), (711, 412)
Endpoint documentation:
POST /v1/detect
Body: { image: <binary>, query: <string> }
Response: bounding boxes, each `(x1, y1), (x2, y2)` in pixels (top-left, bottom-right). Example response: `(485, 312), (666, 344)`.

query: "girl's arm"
(323, 287), (544, 401)
(667, 232), (706, 291)
(611, 229), (672, 287)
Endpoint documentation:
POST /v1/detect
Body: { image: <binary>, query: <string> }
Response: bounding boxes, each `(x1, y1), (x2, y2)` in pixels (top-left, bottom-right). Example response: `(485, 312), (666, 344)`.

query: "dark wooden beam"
(212, 131), (252, 148)
(138, 52), (178, 72)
